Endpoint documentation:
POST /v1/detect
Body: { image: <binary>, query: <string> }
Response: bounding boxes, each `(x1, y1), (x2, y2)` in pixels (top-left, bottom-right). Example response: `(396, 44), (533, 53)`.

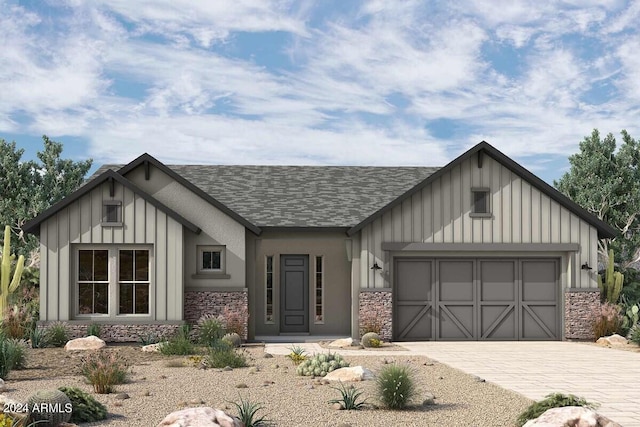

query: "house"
(23, 141), (616, 342)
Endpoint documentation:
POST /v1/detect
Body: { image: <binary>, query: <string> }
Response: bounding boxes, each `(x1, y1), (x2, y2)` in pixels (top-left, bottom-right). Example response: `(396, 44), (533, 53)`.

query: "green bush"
(159, 327), (196, 356)
(86, 323), (102, 338)
(30, 327), (48, 348)
(45, 321), (69, 347)
(630, 324), (640, 345)
(81, 351), (129, 394)
(296, 352), (349, 376)
(516, 393), (596, 426)
(286, 345), (307, 365)
(137, 332), (162, 346)
(375, 364), (416, 410)
(232, 395), (268, 427)
(328, 382), (367, 410)
(592, 302), (624, 339)
(205, 340), (248, 368)
(59, 386), (107, 423)
(197, 315), (225, 345)
(0, 335), (27, 377)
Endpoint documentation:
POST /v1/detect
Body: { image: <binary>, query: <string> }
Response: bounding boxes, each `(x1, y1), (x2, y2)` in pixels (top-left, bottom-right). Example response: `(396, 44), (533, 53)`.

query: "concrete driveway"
(400, 341), (640, 426)
(265, 341), (640, 426)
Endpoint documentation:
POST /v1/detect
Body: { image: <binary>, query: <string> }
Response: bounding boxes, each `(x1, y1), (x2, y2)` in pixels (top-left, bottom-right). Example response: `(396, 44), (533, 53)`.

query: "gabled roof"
(93, 160), (439, 229)
(347, 141), (618, 239)
(23, 170), (201, 235)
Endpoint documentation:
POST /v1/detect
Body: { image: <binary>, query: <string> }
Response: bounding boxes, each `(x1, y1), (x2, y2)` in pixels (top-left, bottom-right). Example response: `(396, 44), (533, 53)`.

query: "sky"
(1, 0), (639, 184)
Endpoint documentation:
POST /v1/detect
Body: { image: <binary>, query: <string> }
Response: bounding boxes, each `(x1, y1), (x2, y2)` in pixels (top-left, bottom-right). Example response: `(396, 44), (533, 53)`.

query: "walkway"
(265, 341), (640, 426)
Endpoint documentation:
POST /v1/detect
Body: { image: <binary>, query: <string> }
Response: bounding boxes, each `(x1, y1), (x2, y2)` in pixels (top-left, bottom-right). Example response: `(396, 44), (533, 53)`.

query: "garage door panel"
(395, 259), (433, 340)
(439, 305), (474, 339)
(522, 305), (557, 339)
(522, 260), (557, 301)
(481, 305), (516, 339)
(439, 261), (474, 301)
(480, 260), (516, 301)
(397, 304), (433, 339)
(397, 260), (432, 301)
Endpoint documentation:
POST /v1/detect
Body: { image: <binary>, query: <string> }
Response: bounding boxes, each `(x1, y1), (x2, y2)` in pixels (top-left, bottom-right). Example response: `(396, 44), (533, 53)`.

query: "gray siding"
(123, 165), (246, 290)
(359, 154), (597, 289)
(39, 180), (184, 322)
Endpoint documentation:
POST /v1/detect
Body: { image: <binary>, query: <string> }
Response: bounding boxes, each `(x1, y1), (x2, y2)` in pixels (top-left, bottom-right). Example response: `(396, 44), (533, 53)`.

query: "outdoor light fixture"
(371, 262), (382, 271)
(581, 262), (592, 271)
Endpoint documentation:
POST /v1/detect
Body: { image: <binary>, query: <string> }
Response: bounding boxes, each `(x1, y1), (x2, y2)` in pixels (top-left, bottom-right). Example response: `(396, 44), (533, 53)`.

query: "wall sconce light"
(371, 262), (382, 271)
(581, 262), (592, 271)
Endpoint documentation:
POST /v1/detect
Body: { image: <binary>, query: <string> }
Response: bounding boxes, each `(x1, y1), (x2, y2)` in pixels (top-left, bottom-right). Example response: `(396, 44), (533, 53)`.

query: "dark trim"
(381, 242), (581, 252)
(108, 176), (115, 197)
(144, 160), (150, 180)
(360, 287), (392, 292)
(347, 142), (618, 239)
(185, 287), (248, 292)
(23, 170), (201, 235)
(260, 226), (350, 233)
(478, 150), (483, 168)
(564, 288), (600, 293)
(117, 153), (261, 235)
(190, 274), (232, 280)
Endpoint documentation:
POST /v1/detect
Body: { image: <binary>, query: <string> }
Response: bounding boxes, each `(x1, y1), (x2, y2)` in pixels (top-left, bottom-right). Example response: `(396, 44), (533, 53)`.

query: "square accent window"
(102, 201), (122, 225)
(471, 188), (491, 216)
(197, 245), (226, 274)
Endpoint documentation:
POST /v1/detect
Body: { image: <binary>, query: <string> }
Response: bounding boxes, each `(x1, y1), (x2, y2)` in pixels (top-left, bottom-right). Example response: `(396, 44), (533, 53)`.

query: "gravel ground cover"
(3, 344), (533, 426)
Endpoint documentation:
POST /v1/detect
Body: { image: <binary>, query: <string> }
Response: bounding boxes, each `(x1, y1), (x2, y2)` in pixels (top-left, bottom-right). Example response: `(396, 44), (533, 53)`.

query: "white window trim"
(197, 245), (226, 274)
(74, 245), (153, 320)
(265, 255), (274, 324)
(314, 255), (324, 324)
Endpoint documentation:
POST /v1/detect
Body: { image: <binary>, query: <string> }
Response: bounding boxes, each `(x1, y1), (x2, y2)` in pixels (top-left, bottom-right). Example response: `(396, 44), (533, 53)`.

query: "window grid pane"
(265, 256), (273, 322)
(78, 250), (109, 314)
(202, 251), (221, 270)
(315, 256), (323, 322)
(473, 190), (489, 213)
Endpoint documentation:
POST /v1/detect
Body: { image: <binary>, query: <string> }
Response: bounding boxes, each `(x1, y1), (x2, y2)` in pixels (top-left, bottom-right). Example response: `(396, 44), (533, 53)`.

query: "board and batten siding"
(39, 180), (184, 322)
(359, 154), (598, 289)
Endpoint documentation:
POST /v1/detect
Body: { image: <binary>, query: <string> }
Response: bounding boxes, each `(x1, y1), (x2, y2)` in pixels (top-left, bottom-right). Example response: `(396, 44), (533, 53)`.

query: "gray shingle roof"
(93, 164), (439, 227)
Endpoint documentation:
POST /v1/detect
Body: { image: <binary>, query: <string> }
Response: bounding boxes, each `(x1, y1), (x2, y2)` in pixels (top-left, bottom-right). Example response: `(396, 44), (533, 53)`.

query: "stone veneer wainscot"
(184, 289), (249, 340)
(564, 289), (600, 340)
(359, 289), (392, 341)
(39, 323), (183, 343)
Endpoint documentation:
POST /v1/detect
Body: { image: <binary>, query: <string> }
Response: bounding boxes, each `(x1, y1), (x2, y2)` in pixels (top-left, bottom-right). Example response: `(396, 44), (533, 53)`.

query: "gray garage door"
(394, 258), (559, 341)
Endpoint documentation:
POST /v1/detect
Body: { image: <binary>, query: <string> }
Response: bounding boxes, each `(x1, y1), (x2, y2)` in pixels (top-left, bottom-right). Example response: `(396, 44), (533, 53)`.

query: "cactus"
(222, 332), (242, 348)
(296, 352), (349, 376)
(26, 389), (73, 426)
(599, 249), (624, 304)
(361, 332), (381, 348)
(58, 386), (107, 423)
(0, 226), (25, 317)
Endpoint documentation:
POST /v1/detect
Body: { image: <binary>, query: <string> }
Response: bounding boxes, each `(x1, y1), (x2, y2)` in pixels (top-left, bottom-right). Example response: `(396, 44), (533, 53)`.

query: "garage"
(394, 257), (560, 341)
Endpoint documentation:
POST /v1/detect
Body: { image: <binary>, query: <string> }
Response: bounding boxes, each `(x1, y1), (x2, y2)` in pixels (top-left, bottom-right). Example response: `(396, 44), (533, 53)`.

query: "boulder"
(324, 366), (374, 382)
(142, 343), (164, 352)
(64, 335), (106, 351)
(0, 378), (6, 392)
(596, 334), (628, 346)
(523, 406), (622, 427)
(328, 338), (353, 348)
(156, 407), (243, 427)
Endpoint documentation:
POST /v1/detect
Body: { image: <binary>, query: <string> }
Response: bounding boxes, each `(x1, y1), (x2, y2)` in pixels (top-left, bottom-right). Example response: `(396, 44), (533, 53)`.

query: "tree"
(554, 129), (640, 269)
(0, 136), (92, 259)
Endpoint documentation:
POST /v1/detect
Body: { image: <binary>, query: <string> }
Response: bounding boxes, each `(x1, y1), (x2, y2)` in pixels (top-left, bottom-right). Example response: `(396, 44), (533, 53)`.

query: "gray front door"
(280, 255), (309, 333)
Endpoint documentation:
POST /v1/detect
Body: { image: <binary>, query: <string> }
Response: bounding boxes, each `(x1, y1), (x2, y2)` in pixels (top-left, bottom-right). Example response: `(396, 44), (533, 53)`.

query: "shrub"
(360, 310), (383, 335)
(86, 323), (102, 338)
(296, 352), (349, 376)
(205, 340), (248, 368)
(286, 345), (307, 365)
(81, 351), (129, 394)
(219, 306), (247, 337)
(29, 327), (47, 348)
(137, 332), (162, 346)
(375, 364), (416, 410)
(197, 315), (225, 345)
(45, 321), (69, 347)
(516, 393), (596, 426)
(630, 324), (640, 345)
(59, 386), (107, 423)
(328, 382), (367, 410)
(232, 395), (268, 427)
(159, 327), (196, 356)
(361, 332), (382, 348)
(592, 302), (623, 339)
(0, 336), (27, 377)
(2, 305), (29, 339)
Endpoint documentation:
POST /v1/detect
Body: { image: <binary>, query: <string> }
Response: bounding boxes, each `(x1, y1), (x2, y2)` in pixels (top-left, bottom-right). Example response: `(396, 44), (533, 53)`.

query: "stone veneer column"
(564, 288), (600, 340)
(359, 289), (392, 341)
(184, 289), (249, 340)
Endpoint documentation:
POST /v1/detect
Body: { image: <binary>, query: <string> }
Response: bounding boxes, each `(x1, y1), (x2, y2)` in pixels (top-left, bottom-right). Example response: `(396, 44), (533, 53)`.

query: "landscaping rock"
(64, 335), (106, 351)
(331, 402), (343, 410)
(115, 393), (130, 400)
(523, 406), (622, 427)
(324, 366), (374, 382)
(596, 334), (628, 346)
(263, 353), (273, 358)
(142, 343), (164, 352)
(156, 407), (243, 427)
(422, 393), (436, 406)
(328, 337), (353, 348)
(0, 378), (6, 392)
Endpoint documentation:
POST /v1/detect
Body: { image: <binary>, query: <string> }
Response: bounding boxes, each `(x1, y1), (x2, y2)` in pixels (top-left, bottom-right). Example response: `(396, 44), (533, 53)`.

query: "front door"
(280, 255), (309, 333)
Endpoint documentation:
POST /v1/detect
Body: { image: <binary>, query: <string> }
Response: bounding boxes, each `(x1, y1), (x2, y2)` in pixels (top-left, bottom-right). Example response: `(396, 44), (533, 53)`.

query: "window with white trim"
(197, 245), (225, 274)
(76, 247), (151, 317)
(315, 256), (324, 323)
(265, 255), (274, 323)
